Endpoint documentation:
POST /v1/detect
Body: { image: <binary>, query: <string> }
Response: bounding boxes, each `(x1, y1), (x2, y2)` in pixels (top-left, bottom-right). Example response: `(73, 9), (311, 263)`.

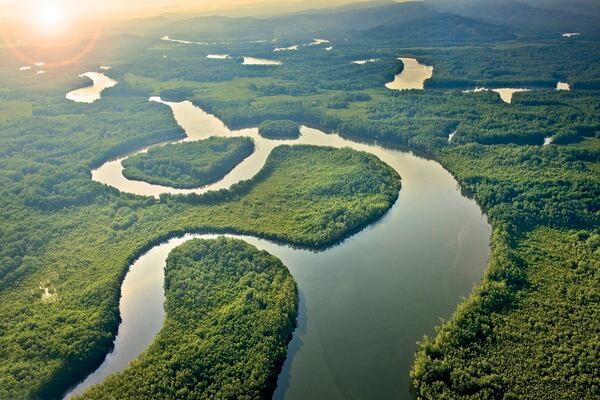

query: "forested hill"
(157, 2), (516, 43)
(428, 0), (600, 35)
(522, 0), (600, 16)
(133, 0), (600, 43)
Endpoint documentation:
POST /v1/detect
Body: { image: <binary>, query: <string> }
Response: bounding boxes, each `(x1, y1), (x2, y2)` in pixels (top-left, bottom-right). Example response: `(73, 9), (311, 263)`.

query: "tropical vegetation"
(0, 0), (598, 399)
(75, 237), (297, 400)
(258, 120), (300, 139)
(122, 137), (255, 188)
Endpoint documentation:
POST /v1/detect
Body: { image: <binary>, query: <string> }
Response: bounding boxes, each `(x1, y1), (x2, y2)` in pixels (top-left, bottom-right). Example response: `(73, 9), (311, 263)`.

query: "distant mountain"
(163, 2), (431, 37)
(162, 2), (516, 43)
(284, 0), (397, 15)
(428, 0), (599, 35)
(520, 0), (600, 16)
(362, 12), (515, 43)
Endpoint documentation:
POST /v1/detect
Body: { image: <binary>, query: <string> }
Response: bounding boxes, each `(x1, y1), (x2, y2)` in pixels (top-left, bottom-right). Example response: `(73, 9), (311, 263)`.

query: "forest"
(109, 20), (599, 398)
(75, 238), (297, 400)
(258, 120), (300, 139)
(122, 137), (255, 189)
(0, 104), (400, 398)
(0, 0), (599, 399)
(411, 228), (599, 399)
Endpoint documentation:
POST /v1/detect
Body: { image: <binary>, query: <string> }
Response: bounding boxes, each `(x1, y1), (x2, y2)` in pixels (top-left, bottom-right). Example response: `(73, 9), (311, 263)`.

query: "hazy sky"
(0, 0), (391, 19)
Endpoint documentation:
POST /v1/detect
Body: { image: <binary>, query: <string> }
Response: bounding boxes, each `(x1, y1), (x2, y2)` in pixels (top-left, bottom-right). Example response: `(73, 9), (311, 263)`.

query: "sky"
(0, 0), (392, 19)
(0, 0), (387, 42)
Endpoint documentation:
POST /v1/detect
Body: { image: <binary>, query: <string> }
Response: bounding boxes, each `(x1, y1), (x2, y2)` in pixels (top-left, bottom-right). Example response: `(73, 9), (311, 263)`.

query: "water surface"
(243, 56), (283, 65)
(161, 35), (208, 45)
(80, 98), (491, 400)
(492, 88), (529, 103)
(66, 72), (117, 103)
(274, 45), (299, 52)
(464, 87), (530, 104)
(352, 58), (379, 65)
(448, 130), (457, 143)
(385, 58), (433, 90)
(308, 38), (330, 46)
(207, 54), (230, 59)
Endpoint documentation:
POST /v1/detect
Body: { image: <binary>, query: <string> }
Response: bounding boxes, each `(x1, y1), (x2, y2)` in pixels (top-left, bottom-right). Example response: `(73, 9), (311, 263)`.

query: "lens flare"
(38, 2), (66, 34)
(0, 1), (104, 69)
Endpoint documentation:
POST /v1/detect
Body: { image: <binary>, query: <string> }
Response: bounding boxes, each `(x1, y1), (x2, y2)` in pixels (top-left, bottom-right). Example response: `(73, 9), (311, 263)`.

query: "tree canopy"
(122, 137), (255, 189)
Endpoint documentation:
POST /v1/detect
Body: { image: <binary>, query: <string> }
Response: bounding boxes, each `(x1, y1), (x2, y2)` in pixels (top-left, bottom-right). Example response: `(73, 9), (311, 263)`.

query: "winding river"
(68, 98), (491, 399)
(66, 72), (118, 103)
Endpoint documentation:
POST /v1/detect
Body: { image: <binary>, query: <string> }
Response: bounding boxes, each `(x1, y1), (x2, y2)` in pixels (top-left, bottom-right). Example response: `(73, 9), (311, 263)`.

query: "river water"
(386, 57), (433, 90)
(463, 87), (530, 104)
(66, 72), (118, 104)
(68, 98), (491, 399)
(243, 56), (283, 65)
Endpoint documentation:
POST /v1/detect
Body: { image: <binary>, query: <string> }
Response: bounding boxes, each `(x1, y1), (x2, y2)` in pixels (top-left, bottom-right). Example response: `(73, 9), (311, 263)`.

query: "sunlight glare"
(37, 1), (67, 34)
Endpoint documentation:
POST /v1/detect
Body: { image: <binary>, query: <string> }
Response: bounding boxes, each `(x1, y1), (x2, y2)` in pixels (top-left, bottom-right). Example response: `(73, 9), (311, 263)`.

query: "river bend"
(68, 98), (491, 399)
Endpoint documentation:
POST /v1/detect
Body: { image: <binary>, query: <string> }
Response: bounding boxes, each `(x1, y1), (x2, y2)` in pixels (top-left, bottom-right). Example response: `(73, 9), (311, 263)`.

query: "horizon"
(0, 0), (402, 20)
(0, 0), (397, 45)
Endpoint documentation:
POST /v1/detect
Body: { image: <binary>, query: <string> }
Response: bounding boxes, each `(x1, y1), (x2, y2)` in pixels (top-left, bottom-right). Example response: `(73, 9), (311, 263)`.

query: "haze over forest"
(1, 0), (597, 19)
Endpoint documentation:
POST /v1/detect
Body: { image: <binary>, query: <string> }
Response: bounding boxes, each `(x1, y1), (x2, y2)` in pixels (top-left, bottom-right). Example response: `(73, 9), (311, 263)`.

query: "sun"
(37, 1), (68, 34)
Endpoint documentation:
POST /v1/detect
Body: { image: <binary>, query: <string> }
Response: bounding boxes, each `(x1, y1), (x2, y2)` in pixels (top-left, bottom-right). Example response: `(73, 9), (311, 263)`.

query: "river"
(385, 58), (433, 90)
(68, 98), (491, 399)
(66, 72), (118, 104)
(243, 56), (283, 65)
(463, 87), (530, 104)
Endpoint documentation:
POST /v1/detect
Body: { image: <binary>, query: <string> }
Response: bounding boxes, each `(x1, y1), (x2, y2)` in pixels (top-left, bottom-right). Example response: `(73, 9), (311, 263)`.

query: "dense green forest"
(0, 102), (399, 398)
(438, 144), (600, 231)
(407, 119), (599, 400)
(417, 42), (600, 89)
(0, 0), (599, 398)
(411, 228), (600, 399)
(258, 120), (300, 139)
(75, 238), (297, 400)
(110, 17), (599, 398)
(122, 137), (255, 188)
